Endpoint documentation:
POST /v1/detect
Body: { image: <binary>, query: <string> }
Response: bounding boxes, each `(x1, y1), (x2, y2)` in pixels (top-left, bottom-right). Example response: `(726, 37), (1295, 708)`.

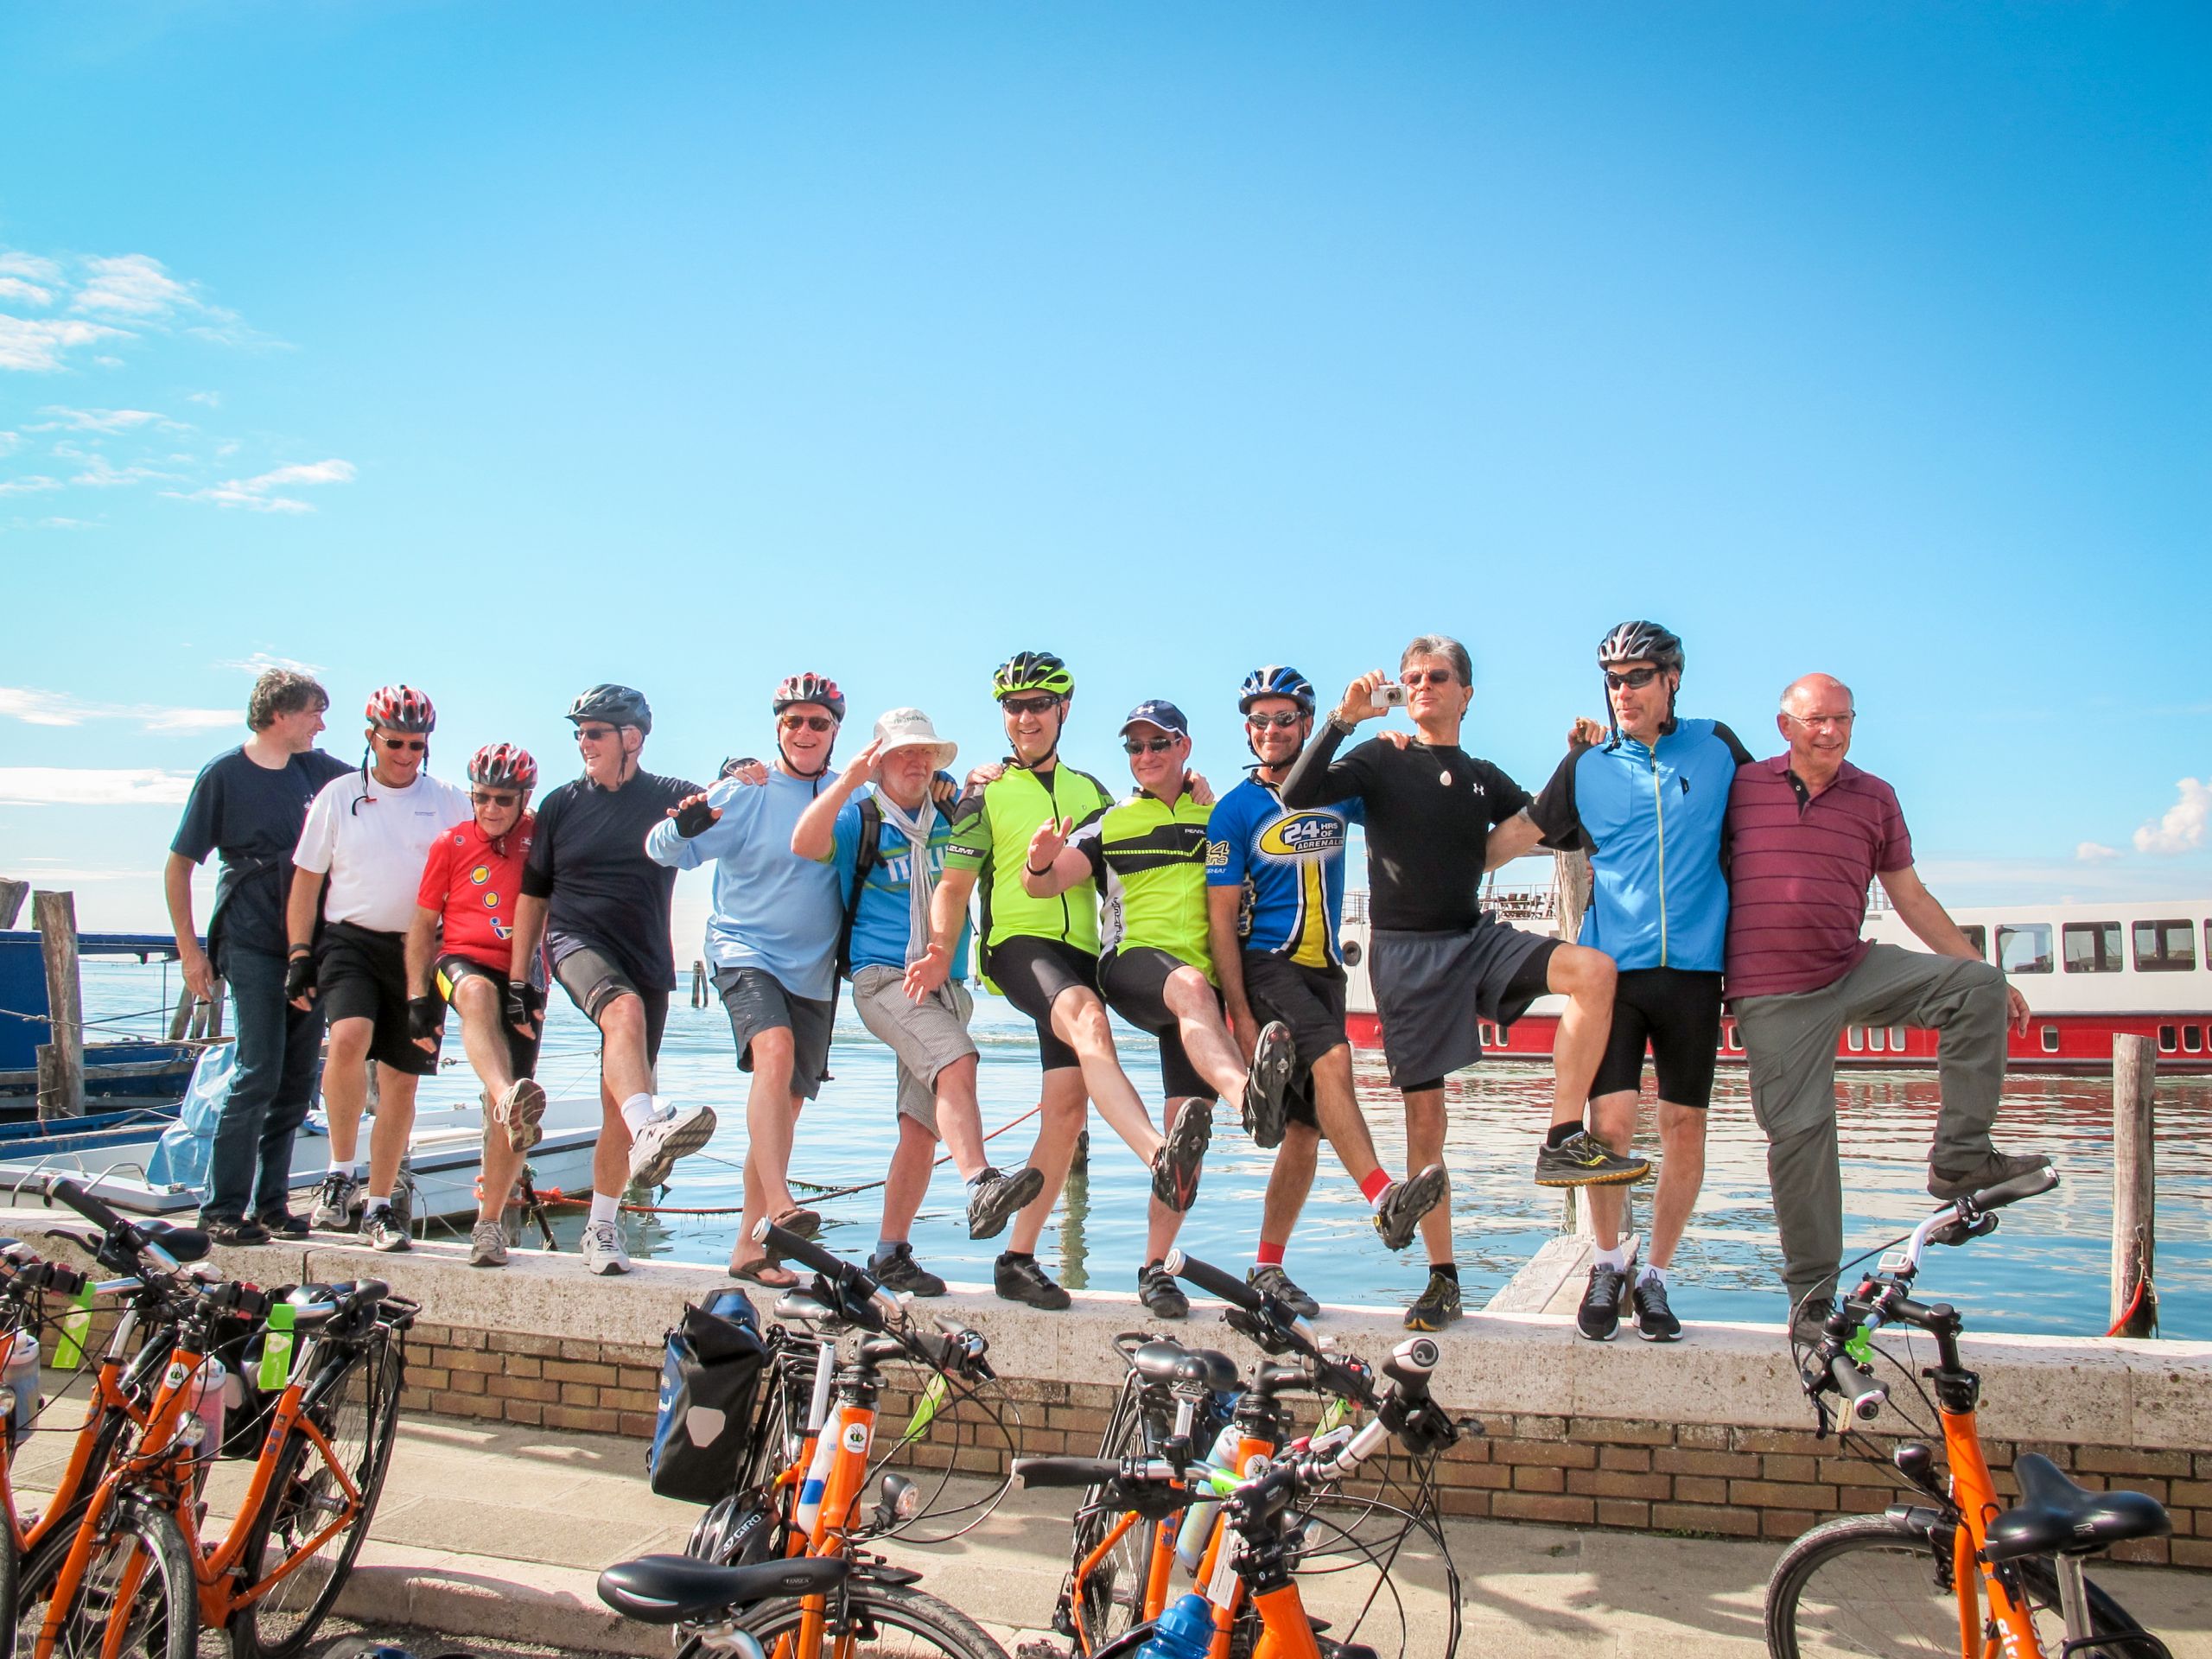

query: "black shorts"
(551, 944), (671, 1065)
(1370, 919), (1559, 1090)
(988, 934), (1099, 1074)
(1097, 946), (1217, 1104)
(1239, 954), (1348, 1131)
(435, 954), (543, 1081)
(715, 966), (835, 1103)
(316, 921), (437, 1077)
(1592, 967), (1724, 1109)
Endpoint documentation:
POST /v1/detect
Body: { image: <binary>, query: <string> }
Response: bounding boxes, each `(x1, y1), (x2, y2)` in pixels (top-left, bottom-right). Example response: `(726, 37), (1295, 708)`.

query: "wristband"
(288, 944), (313, 958)
(1026, 860), (1054, 877)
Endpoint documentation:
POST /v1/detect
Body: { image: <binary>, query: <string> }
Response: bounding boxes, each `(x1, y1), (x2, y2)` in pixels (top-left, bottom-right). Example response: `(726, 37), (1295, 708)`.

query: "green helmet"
(992, 650), (1075, 702)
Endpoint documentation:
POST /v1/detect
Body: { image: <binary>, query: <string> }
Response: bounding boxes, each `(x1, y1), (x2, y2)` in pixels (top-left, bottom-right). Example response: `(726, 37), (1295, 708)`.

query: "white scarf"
(873, 787), (939, 969)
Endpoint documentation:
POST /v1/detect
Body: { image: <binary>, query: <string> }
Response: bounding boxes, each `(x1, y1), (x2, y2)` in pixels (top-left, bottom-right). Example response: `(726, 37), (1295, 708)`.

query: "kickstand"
(518, 1171), (558, 1251)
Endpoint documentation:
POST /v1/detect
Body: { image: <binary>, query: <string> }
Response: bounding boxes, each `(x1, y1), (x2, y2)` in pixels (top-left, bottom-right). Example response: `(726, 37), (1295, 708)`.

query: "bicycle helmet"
(1237, 664), (1316, 716)
(363, 683), (435, 733)
(467, 743), (537, 791)
(772, 672), (845, 721)
(992, 650), (1075, 702)
(566, 683), (652, 734)
(1596, 620), (1685, 677)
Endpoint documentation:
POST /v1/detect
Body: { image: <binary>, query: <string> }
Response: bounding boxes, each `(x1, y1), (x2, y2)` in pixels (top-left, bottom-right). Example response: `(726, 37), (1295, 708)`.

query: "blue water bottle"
(1137, 1592), (1215, 1659)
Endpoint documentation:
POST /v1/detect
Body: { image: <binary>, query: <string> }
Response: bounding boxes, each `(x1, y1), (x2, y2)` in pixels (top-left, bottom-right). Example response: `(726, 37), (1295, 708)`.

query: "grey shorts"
(1370, 919), (1559, 1090)
(850, 965), (978, 1133)
(715, 966), (836, 1103)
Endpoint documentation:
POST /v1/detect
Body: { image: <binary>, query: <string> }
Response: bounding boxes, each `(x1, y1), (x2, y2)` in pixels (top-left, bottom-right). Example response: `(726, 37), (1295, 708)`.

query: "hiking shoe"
(1631, 1272), (1681, 1342)
(872, 1243), (947, 1298)
(627, 1100), (717, 1190)
(361, 1205), (410, 1254)
(254, 1208), (311, 1240)
(468, 1218), (509, 1268)
(966, 1165), (1046, 1240)
(1372, 1163), (1448, 1252)
(309, 1171), (362, 1232)
(1404, 1269), (1462, 1332)
(1138, 1262), (1190, 1320)
(496, 1077), (549, 1154)
(1248, 1263), (1319, 1320)
(1241, 1020), (1295, 1150)
(1577, 1262), (1625, 1341)
(995, 1254), (1071, 1311)
(200, 1215), (271, 1248)
(1789, 1296), (1836, 1351)
(1149, 1099), (1213, 1212)
(1927, 1148), (2051, 1203)
(1533, 1130), (1652, 1188)
(581, 1217), (632, 1275)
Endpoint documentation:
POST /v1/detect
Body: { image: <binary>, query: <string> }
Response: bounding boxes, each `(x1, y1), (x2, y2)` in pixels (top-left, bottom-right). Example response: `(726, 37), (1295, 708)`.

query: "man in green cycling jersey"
(906, 652), (1213, 1313)
(1022, 698), (1295, 1319)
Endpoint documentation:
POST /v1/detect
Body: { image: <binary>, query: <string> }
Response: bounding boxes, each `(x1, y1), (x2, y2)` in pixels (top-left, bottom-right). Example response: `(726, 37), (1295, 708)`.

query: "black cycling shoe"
(1247, 1263), (1319, 1319)
(1241, 1021), (1295, 1151)
(1138, 1261), (1190, 1320)
(966, 1165), (1046, 1240)
(1371, 1163), (1448, 1252)
(254, 1209), (312, 1240)
(1149, 1099), (1213, 1212)
(1631, 1272), (1681, 1342)
(1533, 1130), (1652, 1188)
(995, 1253), (1072, 1312)
(1927, 1148), (2050, 1203)
(1403, 1269), (1462, 1332)
(199, 1215), (271, 1248)
(871, 1243), (947, 1298)
(1577, 1262), (1625, 1341)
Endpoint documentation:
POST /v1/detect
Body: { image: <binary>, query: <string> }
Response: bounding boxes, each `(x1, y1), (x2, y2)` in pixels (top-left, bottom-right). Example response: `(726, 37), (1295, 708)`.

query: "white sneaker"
(361, 1205), (410, 1254)
(468, 1218), (509, 1268)
(626, 1099), (717, 1190)
(496, 1078), (548, 1153)
(310, 1171), (362, 1232)
(580, 1217), (631, 1275)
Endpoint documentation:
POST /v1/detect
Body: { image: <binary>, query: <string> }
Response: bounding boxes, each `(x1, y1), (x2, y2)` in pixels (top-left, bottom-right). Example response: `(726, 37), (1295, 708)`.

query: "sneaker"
(1371, 1163), (1448, 1252)
(581, 1217), (632, 1275)
(1927, 1148), (2050, 1203)
(1789, 1296), (1836, 1351)
(309, 1171), (362, 1232)
(1533, 1130), (1653, 1188)
(1631, 1271), (1681, 1342)
(1241, 1021), (1295, 1151)
(1403, 1268), (1462, 1332)
(1149, 1099), (1213, 1212)
(1248, 1263), (1319, 1320)
(1577, 1262), (1625, 1341)
(966, 1166), (1045, 1239)
(200, 1215), (271, 1248)
(627, 1101), (718, 1190)
(872, 1243), (947, 1297)
(360, 1205), (410, 1254)
(497, 1077), (549, 1154)
(468, 1218), (509, 1268)
(254, 1209), (311, 1240)
(995, 1253), (1071, 1311)
(1138, 1262), (1190, 1320)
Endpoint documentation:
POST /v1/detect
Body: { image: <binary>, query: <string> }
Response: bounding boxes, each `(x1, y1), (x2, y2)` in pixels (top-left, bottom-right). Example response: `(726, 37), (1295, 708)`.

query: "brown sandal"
(731, 1256), (799, 1289)
(768, 1207), (822, 1239)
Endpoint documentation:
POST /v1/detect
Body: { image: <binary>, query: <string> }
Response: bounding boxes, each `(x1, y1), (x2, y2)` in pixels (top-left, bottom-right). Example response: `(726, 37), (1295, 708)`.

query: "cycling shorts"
(1591, 967), (1724, 1109)
(552, 944), (671, 1066)
(1098, 945), (1217, 1104)
(316, 922), (436, 1077)
(1238, 954), (1346, 1131)
(988, 934), (1099, 1074)
(435, 953), (543, 1082)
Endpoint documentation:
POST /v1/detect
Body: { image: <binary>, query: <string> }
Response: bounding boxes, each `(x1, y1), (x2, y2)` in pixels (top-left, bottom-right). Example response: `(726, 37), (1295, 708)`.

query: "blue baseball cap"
(1120, 699), (1189, 739)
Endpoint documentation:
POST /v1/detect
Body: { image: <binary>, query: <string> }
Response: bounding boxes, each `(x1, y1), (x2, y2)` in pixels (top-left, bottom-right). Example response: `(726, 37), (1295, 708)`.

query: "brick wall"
(402, 1320), (665, 1439)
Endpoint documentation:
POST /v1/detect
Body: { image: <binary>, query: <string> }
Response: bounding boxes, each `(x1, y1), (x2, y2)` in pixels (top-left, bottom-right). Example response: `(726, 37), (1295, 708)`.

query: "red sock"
(1357, 1168), (1393, 1205)
(1255, 1240), (1287, 1268)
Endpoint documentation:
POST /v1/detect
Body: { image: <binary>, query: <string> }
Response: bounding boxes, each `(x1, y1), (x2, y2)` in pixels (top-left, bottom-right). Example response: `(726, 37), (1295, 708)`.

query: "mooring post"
(32, 888), (85, 1118)
(2111, 1033), (2157, 1337)
(692, 959), (708, 1010)
(0, 878), (29, 930)
(168, 979), (198, 1041)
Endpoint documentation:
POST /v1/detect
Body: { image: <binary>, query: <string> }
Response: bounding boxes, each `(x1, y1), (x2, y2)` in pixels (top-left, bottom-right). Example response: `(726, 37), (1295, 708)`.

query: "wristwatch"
(1327, 714), (1358, 735)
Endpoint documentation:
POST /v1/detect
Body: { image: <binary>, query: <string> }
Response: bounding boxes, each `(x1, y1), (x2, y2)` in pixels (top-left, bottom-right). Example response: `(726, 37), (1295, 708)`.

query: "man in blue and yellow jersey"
(1022, 698), (1295, 1319)
(1205, 667), (1447, 1319)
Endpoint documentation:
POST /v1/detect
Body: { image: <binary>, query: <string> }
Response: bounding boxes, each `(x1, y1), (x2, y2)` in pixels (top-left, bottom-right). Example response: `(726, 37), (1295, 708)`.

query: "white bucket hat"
(873, 707), (958, 769)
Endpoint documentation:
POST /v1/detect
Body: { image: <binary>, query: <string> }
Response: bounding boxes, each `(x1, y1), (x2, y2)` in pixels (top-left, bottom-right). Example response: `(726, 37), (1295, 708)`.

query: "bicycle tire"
(703, 1580), (1009, 1659)
(11, 1495), (198, 1659)
(1064, 1382), (1157, 1652)
(226, 1330), (404, 1659)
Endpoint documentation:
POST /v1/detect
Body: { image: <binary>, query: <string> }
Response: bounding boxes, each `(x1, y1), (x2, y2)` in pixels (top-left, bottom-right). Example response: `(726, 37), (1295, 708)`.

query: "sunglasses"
(1123, 735), (1179, 755)
(1402, 669), (1453, 687)
(574, 726), (620, 743)
(378, 736), (427, 753)
(1001, 695), (1061, 717)
(1246, 711), (1304, 730)
(472, 790), (520, 808)
(779, 714), (836, 733)
(1604, 667), (1663, 691)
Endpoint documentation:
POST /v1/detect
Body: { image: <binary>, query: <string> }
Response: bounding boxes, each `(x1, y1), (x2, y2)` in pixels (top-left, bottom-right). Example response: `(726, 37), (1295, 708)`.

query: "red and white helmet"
(772, 672), (845, 721)
(468, 743), (537, 791)
(364, 683), (436, 734)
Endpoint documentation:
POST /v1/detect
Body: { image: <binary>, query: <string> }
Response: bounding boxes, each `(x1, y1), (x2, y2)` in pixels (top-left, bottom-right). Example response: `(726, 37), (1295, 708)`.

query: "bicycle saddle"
(1980, 1453), (2171, 1562)
(141, 1219), (210, 1264)
(1129, 1339), (1190, 1387)
(597, 1553), (848, 1624)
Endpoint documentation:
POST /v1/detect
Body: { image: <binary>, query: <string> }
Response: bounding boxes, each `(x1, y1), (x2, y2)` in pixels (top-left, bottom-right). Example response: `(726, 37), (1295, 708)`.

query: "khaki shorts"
(850, 966), (978, 1133)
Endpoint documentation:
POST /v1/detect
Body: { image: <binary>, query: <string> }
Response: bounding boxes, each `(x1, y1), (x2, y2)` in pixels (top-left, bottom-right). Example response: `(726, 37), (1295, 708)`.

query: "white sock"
(619, 1092), (658, 1135)
(329, 1160), (359, 1179)
(362, 1194), (391, 1216)
(1640, 1263), (1669, 1287)
(1593, 1243), (1628, 1270)
(588, 1192), (621, 1226)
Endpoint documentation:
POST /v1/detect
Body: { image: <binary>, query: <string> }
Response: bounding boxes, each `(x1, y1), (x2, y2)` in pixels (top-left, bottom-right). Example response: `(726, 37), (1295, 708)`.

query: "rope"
(2106, 1273), (2157, 1338)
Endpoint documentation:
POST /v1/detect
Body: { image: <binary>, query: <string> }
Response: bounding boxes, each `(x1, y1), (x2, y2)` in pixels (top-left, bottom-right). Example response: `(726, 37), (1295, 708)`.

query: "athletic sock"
(1255, 1240), (1287, 1268)
(328, 1160), (359, 1180)
(1594, 1243), (1628, 1270)
(361, 1194), (391, 1217)
(1428, 1262), (1459, 1283)
(1545, 1122), (1582, 1149)
(619, 1092), (658, 1135)
(874, 1239), (901, 1263)
(588, 1192), (620, 1226)
(1640, 1263), (1669, 1288)
(1357, 1168), (1393, 1205)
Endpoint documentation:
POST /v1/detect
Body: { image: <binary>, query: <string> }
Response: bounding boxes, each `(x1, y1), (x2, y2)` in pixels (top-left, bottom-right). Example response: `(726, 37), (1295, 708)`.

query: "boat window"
(1846, 1027), (1864, 1052)
(1890, 1027), (1909, 1051)
(1996, 925), (2053, 975)
(2063, 922), (2123, 973)
(1959, 925), (1986, 959)
(2159, 1025), (2178, 1053)
(2133, 919), (2196, 973)
(2186, 1026), (2204, 1054)
(1729, 1025), (1743, 1052)
(2040, 1026), (2059, 1054)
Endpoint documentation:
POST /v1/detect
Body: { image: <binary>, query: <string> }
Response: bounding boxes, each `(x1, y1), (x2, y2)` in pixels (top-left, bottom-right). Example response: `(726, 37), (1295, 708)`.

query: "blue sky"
(3, 3), (2207, 939)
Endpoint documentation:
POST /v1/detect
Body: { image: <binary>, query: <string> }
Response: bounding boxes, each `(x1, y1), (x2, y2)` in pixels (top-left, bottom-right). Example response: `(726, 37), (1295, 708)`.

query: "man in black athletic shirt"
(506, 683), (715, 1274)
(1282, 632), (1649, 1330)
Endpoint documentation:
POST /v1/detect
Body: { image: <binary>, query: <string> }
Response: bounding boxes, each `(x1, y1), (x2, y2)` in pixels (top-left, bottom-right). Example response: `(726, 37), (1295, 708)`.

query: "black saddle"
(1131, 1340), (1236, 1393)
(141, 1218), (209, 1264)
(597, 1554), (848, 1623)
(1981, 1453), (2171, 1562)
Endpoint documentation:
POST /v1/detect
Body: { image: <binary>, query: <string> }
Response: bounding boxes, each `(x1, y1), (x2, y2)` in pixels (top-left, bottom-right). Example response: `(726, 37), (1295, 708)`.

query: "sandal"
(730, 1256), (799, 1289)
(768, 1207), (822, 1239)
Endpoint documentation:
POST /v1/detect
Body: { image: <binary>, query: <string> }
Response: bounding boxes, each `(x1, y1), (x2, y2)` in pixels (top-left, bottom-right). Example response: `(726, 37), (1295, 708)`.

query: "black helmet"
(566, 683), (652, 734)
(1596, 621), (1684, 677)
(1237, 664), (1316, 716)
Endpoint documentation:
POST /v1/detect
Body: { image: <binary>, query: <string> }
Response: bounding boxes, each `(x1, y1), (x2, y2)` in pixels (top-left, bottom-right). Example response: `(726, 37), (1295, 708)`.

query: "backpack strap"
(835, 796), (884, 982)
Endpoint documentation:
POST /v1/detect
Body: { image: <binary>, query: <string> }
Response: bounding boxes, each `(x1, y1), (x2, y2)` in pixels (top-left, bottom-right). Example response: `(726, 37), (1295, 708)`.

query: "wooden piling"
(691, 959), (709, 1010)
(168, 980), (198, 1041)
(1555, 849), (1592, 945)
(32, 889), (85, 1118)
(2111, 1033), (2157, 1337)
(0, 878), (28, 929)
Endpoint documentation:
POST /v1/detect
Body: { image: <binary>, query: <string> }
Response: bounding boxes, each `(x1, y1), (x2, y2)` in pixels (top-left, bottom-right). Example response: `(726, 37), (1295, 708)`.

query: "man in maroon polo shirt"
(1726, 673), (2041, 1341)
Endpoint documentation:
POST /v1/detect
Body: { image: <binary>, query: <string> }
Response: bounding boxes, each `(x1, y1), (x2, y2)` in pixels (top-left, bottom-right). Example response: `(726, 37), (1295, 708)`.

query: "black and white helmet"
(1596, 620), (1684, 677)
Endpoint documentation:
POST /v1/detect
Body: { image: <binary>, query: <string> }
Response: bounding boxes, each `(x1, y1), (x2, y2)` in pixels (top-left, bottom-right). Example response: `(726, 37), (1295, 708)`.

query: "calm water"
(79, 959), (2212, 1338)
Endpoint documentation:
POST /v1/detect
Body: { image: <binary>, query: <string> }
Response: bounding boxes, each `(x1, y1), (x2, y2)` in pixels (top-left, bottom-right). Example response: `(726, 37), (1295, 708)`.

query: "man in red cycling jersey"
(405, 744), (547, 1268)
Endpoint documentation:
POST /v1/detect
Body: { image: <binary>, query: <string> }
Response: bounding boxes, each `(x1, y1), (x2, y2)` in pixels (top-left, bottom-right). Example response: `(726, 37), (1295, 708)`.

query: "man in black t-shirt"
(1282, 633), (1649, 1331)
(164, 667), (351, 1244)
(506, 684), (715, 1275)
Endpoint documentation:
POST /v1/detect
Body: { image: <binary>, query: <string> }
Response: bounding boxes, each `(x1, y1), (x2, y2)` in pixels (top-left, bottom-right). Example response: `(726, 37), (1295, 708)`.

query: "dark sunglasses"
(378, 736), (427, 752)
(1001, 695), (1061, 717)
(1604, 667), (1663, 691)
(1402, 669), (1453, 687)
(574, 726), (620, 743)
(1245, 711), (1304, 730)
(779, 714), (836, 733)
(1122, 736), (1179, 755)
(471, 790), (520, 808)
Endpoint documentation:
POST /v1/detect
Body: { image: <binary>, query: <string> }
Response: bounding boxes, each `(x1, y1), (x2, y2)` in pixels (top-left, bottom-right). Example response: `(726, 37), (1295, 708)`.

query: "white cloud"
(2075, 842), (2122, 863)
(32, 406), (163, 434)
(185, 391), (220, 408)
(219, 652), (323, 677)
(168, 457), (356, 514)
(71, 254), (193, 317)
(0, 475), (62, 497)
(137, 707), (237, 733)
(0, 768), (194, 806)
(0, 688), (88, 725)
(35, 518), (100, 531)
(0, 252), (64, 283)
(2133, 779), (2212, 856)
(67, 454), (182, 489)
(0, 315), (131, 372)
(0, 432), (16, 454)
(0, 687), (235, 732)
(0, 277), (52, 307)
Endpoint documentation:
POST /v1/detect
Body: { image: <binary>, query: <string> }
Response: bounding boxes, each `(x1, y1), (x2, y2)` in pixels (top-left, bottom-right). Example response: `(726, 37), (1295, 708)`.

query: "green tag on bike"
(53, 1279), (93, 1371)
(900, 1372), (950, 1447)
(258, 1303), (296, 1391)
(1844, 1328), (1874, 1369)
(1316, 1395), (1350, 1437)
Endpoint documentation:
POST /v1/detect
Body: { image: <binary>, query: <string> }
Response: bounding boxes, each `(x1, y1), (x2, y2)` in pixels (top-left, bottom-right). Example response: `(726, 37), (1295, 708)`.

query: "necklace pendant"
(1439, 769), (1452, 788)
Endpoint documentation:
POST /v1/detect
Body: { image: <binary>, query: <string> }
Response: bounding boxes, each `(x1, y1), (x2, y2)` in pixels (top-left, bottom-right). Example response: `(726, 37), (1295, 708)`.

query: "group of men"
(165, 630), (2044, 1341)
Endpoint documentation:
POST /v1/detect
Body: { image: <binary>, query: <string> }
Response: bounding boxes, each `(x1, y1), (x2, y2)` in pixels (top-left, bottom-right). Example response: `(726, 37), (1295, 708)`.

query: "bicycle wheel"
(1064, 1383), (1158, 1651)
(717, 1580), (1008, 1659)
(226, 1331), (403, 1659)
(12, 1497), (197, 1659)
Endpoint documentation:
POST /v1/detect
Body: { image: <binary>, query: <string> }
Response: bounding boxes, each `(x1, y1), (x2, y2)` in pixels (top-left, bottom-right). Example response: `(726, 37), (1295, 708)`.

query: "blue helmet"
(1237, 664), (1316, 716)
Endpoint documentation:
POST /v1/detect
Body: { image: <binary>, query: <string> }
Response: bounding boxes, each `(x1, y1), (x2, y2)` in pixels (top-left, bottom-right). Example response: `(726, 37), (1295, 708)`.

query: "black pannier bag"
(648, 1288), (768, 1503)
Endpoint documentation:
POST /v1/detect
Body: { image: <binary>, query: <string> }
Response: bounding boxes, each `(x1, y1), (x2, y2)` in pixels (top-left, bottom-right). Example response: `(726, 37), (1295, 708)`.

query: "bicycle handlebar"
(43, 1176), (177, 1272)
(752, 1222), (991, 1380)
(1828, 1357), (1888, 1422)
(1161, 1249), (1262, 1313)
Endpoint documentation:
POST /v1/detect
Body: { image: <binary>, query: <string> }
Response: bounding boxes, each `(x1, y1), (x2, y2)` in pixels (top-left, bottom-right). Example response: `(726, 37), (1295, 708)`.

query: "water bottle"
(1174, 1422), (1242, 1570)
(1136, 1592), (1215, 1659)
(3, 1330), (39, 1450)
(182, 1357), (229, 1491)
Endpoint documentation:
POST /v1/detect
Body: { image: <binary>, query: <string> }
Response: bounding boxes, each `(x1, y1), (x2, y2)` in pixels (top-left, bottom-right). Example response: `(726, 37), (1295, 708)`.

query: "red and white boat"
(1338, 877), (2212, 1074)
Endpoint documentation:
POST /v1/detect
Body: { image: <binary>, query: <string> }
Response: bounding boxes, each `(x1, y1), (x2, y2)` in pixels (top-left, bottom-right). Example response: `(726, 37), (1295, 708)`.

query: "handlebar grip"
(1013, 1456), (1122, 1490)
(1828, 1357), (1888, 1422)
(1161, 1249), (1262, 1312)
(1970, 1164), (2058, 1212)
(753, 1220), (856, 1284)
(45, 1177), (138, 1243)
(1382, 1335), (1439, 1390)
